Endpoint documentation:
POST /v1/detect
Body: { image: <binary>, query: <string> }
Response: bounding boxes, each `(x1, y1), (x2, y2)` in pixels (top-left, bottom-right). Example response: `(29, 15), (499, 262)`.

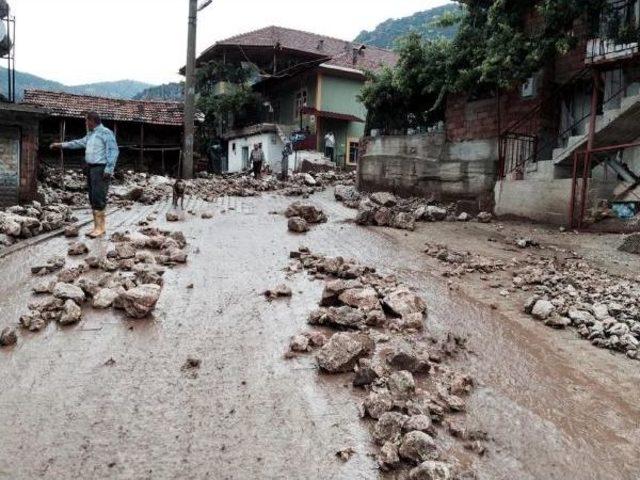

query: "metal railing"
(586, 0), (640, 64)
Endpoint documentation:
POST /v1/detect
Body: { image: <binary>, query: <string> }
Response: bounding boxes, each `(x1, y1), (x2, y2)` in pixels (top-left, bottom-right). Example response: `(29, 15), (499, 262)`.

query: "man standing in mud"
(50, 112), (119, 238)
(250, 143), (265, 179)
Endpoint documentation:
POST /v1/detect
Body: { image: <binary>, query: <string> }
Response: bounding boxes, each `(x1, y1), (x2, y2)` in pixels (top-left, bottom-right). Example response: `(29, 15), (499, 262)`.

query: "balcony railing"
(586, 0), (640, 64)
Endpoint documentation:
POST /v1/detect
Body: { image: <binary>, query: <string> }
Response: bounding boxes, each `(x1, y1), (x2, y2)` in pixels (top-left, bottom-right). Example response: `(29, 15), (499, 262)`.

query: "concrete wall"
(494, 178), (616, 225)
(227, 132), (284, 173)
(358, 133), (498, 206)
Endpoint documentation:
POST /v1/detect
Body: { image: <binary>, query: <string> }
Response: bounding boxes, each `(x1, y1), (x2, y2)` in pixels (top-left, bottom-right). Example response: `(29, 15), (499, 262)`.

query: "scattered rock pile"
(426, 241), (640, 361)
(283, 248), (484, 477)
(5, 226), (190, 346)
(41, 167), (355, 208)
(515, 257), (640, 359)
(346, 190), (492, 232)
(0, 202), (75, 250)
(423, 243), (506, 277)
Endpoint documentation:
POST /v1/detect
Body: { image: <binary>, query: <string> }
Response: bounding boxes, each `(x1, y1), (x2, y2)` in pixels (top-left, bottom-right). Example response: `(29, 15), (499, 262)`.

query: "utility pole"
(183, 0), (199, 179)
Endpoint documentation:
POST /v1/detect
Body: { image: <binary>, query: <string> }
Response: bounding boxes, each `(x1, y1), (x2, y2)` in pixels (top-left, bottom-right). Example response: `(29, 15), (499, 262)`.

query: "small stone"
(201, 212), (214, 219)
(59, 299), (82, 325)
(335, 447), (356, 462)
(0, 327), (17, 346)
(166, 212), (180, 222)
(64, 224), (80, 237)
(387, 370), (416, 397)
(289, 335), (310, 352)
(52, 282), (86, 303)
(378, 442), (400, 471)
(316, 332), (374, 373)
(530, 300), (555, 320)
(93, 288), (119, 309)
(373, 412), (408, 445)
(118, 284), (162, 318)
(67, 241), (89, 256)
(287, 217), (309, 233)
(409, 461), (453, 480)
(476, 212), (492, 223)
(399, 430), (438, 463)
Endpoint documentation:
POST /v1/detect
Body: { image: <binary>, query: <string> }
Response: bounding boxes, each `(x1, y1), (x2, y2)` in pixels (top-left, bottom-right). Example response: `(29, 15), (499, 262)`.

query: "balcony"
(586, 0), (640, 64)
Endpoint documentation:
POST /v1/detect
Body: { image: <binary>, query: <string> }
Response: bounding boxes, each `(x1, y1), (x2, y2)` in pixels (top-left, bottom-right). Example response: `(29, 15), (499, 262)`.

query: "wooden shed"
(0, 102), (45, 207)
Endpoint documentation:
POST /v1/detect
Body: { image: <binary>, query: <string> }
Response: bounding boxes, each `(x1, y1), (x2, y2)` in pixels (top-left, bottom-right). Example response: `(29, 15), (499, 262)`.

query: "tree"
(361, 0), (609, 132)
(195, 61), (264, 135)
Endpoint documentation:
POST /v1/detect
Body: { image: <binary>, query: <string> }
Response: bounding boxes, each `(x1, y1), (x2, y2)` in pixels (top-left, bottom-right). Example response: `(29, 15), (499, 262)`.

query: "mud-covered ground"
(1, 191), (639, 480)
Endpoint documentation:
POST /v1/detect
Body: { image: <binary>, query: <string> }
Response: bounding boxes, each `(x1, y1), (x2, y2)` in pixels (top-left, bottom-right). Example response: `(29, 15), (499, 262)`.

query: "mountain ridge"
(354, 3), (459, 49)
(0, 67), (152, 100)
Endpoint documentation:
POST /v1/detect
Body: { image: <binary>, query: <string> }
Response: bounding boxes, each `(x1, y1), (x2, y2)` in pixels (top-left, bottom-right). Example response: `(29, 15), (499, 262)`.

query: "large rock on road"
(316, 332), (374, 373)
(118, 284), (162, 319)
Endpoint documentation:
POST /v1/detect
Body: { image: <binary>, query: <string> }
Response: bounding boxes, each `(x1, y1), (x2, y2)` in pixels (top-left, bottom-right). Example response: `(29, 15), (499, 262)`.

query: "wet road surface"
(0, 191), (639, 480)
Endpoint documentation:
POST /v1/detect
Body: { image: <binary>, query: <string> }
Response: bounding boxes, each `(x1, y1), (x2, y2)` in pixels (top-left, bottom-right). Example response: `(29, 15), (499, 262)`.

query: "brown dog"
(173, 179), (186, 209)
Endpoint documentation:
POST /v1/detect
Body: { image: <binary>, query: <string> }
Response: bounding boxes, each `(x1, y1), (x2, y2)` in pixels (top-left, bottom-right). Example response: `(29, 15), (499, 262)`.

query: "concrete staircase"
(552, 90), (640, 166)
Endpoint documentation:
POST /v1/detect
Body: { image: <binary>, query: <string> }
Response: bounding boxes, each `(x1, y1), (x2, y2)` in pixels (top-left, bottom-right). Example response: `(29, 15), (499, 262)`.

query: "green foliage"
(354, 4), (460, 49)
(362, 0), (609, 132)
(359, 33), (450, 133)
(196, 61), (263, 133)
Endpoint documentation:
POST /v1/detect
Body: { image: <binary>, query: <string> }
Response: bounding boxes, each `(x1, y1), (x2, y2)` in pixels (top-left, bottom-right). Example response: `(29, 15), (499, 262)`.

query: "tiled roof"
(199, 26), (398, 74)
(22, 90), (185, 126)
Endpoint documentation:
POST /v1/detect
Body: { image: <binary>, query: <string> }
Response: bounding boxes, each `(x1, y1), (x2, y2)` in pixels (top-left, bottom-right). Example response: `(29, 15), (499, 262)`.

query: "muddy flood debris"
(0, 168), (353, 253)
(425, 241), (640, 361)
(41, 165), (356, 208)
(280, 247), (484, 478)
(337, 188), (492, 232)
(3, 226), (190, 347)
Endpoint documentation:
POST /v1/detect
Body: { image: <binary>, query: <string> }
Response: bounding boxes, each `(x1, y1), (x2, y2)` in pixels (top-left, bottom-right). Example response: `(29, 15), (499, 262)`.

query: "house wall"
(319, 75), (367, 121)
(494, 178), (616, 225)
(270, 73), (317, 127)
(227, 132), (285, 173)
(358, 133), (497, 207)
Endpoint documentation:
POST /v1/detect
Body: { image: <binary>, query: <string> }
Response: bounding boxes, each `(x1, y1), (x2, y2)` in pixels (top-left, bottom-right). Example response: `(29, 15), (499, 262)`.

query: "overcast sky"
(11, 0), (451, 86)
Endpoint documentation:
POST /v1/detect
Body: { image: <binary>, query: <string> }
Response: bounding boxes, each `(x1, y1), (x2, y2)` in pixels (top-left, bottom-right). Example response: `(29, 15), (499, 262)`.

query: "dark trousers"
(325, 147), (335, 162)
(86, 164), (109, 210)
(253, 161), (263, 179)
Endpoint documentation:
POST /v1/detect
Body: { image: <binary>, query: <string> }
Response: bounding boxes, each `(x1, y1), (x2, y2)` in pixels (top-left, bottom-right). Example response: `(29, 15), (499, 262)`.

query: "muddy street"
(1, 191), (639, 480)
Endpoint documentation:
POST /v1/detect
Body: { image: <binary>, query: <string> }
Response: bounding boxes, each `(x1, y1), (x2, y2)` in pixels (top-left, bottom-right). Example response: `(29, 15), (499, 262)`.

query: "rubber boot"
(86, 210), (98, 238)
(92, 210), (106, 238)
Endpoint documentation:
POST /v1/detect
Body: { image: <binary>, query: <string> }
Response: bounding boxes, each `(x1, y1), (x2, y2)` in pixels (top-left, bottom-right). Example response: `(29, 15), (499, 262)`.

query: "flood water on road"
(0, 191), (638, 480)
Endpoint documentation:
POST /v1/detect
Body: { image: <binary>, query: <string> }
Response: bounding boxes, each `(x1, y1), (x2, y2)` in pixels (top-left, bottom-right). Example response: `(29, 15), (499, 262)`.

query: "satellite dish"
(0, 1), (8, 20)
(0, 21), (12, 57)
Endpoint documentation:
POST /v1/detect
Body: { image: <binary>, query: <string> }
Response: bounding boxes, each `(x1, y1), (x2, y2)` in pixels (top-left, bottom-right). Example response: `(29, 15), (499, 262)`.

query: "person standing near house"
(324, 131), (335, 162)
(250, 143), (265, 179)
(50, 111), (119, 238)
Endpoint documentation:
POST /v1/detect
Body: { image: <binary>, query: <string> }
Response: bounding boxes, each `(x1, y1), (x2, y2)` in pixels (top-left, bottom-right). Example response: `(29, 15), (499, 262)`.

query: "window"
(521, 76), (536, 98)
(347, 139), (360, 165)
(294, 89), (308, 120)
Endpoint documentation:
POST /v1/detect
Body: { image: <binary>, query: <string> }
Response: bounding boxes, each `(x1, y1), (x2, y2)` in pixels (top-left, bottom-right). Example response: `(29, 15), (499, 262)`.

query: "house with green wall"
(195, 26), (397, 172)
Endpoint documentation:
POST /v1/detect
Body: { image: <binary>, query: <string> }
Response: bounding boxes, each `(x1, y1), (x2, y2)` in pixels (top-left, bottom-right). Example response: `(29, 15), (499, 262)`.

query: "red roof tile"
(199, 26), (398, 74)
(22, 90), (185, 126)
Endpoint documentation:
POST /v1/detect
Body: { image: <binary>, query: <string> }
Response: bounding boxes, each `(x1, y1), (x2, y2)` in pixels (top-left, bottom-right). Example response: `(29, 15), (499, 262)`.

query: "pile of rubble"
(423, 243), (506, 278)
(2, 226), (189, 347)
(425, 242), (640, 361)
(515, 257), (640, 359)
(40, 166), (356, 207)
(0, 202), (75, 250)
(343, 190), (493, 232)
(281, 248), (484, 479)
